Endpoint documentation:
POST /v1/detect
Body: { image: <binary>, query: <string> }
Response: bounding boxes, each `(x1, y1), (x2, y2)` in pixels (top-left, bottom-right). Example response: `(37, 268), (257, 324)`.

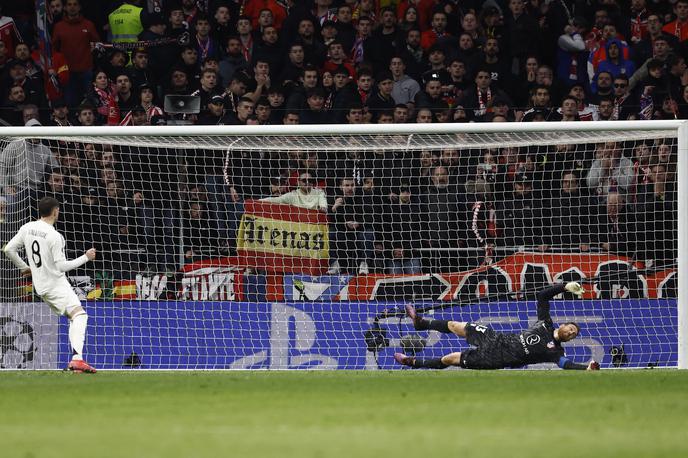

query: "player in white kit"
(3, 197), (98, 373)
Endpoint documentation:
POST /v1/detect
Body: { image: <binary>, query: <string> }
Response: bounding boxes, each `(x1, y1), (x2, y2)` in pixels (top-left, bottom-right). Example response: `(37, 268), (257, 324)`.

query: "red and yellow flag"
(237, 200), (329, 275)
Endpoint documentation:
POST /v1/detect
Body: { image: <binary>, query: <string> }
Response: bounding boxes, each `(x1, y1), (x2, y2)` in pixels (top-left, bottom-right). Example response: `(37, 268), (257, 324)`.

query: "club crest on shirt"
(547, 341), (556, 349)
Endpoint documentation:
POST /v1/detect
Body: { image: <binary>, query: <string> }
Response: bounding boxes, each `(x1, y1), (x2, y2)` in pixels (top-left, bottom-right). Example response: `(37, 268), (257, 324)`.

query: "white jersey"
(4, 220), (76, 295)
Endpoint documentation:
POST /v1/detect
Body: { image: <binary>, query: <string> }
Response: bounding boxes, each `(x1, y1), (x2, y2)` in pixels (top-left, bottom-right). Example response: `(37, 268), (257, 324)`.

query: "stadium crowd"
(0, 0), (680, 279)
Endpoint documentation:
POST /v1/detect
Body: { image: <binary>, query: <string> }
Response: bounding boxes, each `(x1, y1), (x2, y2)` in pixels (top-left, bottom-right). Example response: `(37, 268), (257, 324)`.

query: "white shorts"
(41, 286), (82, 316)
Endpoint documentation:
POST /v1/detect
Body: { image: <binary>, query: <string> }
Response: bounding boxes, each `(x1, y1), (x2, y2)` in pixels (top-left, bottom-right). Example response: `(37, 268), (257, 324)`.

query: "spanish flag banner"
(237, 200), (330, 275)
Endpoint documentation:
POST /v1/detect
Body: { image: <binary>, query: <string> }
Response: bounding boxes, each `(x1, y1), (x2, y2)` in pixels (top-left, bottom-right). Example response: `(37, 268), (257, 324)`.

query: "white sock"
(69, 313), (88, 361)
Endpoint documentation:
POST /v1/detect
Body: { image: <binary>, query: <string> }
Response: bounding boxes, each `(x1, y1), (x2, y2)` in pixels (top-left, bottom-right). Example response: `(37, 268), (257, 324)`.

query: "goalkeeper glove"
(587, 360), (600, 371)
(565, 281), (585, 297)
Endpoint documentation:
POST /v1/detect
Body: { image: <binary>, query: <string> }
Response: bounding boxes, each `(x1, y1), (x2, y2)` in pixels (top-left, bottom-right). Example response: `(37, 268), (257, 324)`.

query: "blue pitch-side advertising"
(59, 300), (677, 369)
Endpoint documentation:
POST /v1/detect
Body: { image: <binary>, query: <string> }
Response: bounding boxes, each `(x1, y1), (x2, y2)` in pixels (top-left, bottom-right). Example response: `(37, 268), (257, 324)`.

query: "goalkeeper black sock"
(412, 358), (448, 369)
(422, 319), (451, 333)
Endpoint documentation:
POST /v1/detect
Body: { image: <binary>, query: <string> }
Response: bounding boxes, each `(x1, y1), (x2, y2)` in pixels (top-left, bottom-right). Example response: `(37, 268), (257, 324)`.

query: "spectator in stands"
(415, 74), (446, 112)
(460, 68), (511, 122)
(0, 135), (58, 204)
(549, 95), (580, 122)
(253, 26), (282, 79)
(85, 70), (116, 125)
(663, 0), (688, 42)
(300, 87), (328, 124)
(472, 37), (511, 91)
(4, 59), (45, 107)
(381, 185), (422, 274)
(0, 85), (25, 125)
(279, 43), (306, 85)
(21, 104), (39, 125)
(49, 98), (72, 126)
(505, 0), (540, 75)
(43, 169), (68, 204)
(51, 0), (99, 107)
(393, 104), (409, 123)
(164, 67), (192, 96)
(261, 171), (327, 211)
(328, 176), (371, 274)
(637, 161), (677, 267)
(190, 68), (220, 112)
(592, 190), (639, 260)
(219, 37), (248, 88)
(398, 6), (419, 35)
(323, 41), (355, 78)
(114, 72), (135, 114)
(596, 97), (615, 121)
(365, 8), (399, 74)
(192, 13), (221, 62)
(498, 172), (546, 250)
(367, 71), (395, 120)
(597, 39), (636, 81)
(421, 165), (464, 270)
(225, 96), (254, 125)
(586, 141), (634, 201)
(390, 55), (420, 110)
(282, 110), (300, 124)
(630, 37), (671, 92)
(254, 97), (271, 125)
(297, 18), (326, 67)
(415, 107), (433, 123)
(543, 171), (592, 252)
(127, 48), (154, 90)
(286, 65), (320, 111)
(76, 104), (96, 126)
(632, 14), (676, 68)
(183, 201), (221, 262)
(590, 71), (614, 104)
(611, 75), (639, 120)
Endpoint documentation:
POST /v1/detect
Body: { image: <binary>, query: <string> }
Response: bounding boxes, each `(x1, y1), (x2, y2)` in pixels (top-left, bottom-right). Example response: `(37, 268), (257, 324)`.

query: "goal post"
(0, 121), (685, 370)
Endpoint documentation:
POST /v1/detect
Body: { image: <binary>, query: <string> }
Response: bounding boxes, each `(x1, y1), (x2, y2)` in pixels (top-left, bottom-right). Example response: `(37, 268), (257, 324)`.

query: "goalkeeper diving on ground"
(3, 197), (98, 373)
(394, 282), (601, 371)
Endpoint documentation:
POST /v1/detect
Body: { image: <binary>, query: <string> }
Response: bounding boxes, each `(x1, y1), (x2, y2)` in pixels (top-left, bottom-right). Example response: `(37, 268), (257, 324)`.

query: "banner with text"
(236, 200), (329, 275)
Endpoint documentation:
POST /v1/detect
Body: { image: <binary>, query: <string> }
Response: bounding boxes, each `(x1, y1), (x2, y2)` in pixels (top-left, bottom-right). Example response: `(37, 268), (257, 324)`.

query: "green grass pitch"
(1, 370), (687, 458)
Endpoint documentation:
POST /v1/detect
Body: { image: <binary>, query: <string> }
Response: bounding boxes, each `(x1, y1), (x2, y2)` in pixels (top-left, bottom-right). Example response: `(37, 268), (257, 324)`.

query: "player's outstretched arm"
(52, 243), (97, 273)
(558, 357), (600, 370)
(536, 282), (585, 322)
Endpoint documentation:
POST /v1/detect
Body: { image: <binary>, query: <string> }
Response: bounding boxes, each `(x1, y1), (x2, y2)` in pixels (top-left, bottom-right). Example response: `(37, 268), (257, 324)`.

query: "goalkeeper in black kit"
(394, 282), (600, 371)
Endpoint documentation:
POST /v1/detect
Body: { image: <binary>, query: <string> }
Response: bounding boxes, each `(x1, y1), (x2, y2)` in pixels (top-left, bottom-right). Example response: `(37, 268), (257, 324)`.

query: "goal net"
(0, 123), (683, 370)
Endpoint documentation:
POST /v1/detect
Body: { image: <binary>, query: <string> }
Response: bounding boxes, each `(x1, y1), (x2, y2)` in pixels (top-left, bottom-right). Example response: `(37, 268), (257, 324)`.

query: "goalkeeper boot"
(67, 359), (97, 374)
(394, 352), (415, 367)
(405, 304), (423, 330)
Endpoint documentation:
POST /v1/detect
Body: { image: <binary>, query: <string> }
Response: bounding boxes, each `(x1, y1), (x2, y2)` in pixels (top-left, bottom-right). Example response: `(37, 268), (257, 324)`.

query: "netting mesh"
(0, 128), (679, 369)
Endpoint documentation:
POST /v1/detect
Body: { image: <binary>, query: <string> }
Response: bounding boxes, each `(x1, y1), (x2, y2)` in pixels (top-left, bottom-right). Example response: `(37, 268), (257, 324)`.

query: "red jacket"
(31, 50), (70, 102)
(51, 15), (100, 72)
(243, 0), (287, 29)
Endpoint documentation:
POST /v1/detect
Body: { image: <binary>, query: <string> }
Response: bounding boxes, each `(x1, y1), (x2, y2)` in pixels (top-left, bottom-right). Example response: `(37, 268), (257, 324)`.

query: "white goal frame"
(1, 120), (686, 369)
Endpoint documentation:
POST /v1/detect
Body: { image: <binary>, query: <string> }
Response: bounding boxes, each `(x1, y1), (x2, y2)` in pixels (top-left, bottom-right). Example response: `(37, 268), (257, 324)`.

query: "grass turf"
(1, 370), (686, 458)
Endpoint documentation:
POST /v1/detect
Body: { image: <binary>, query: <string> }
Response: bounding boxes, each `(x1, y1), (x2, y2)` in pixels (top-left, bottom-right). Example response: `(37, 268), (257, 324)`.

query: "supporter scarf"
(196, 34), (210, 61)
(241, 35), (253, 62)
(477, 85), (491, 115)
(358, 87), (369, 104)
(631, 9), (647, 41)
(352, 36), (365, 64)
(94, 86), (114, 116)
(612, 94), (628, 121)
